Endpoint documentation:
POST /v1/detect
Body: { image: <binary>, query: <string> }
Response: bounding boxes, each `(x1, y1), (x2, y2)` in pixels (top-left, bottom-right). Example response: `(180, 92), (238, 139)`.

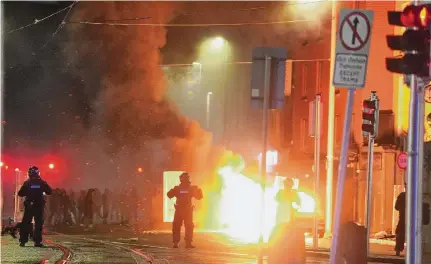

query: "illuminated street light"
(49, 163), (54, 169)
(15, 168), (19, 172)
(211, 37), (225, 49)
(137, 167), (143, 173)
(0, 161), (3, 167)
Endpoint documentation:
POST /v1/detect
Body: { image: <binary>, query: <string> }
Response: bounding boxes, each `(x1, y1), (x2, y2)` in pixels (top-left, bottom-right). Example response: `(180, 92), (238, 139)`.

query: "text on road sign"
(334, 54), (367, 87)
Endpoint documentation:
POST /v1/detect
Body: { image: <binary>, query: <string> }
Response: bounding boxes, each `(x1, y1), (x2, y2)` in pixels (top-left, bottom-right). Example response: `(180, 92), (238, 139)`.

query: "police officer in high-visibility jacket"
(18, 166), (52, 247)
(167, 172), (203, 249)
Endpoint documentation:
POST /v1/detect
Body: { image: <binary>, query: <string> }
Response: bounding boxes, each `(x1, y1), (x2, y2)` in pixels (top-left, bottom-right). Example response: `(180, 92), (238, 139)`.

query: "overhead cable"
(160, 59), (330, 67)
(7, 2), (75, 34)
(41, 1), (78, 49)
(66, 19), (310, 27)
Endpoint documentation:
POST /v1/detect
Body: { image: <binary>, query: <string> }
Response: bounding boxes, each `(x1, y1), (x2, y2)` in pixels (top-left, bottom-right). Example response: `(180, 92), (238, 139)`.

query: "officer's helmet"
(28, 166), (40, 178)
(179, 172), (191, 184)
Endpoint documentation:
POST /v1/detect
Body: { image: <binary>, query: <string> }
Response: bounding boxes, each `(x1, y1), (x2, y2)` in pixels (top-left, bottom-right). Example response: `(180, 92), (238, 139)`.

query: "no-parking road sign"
(333, 8), (374, 89)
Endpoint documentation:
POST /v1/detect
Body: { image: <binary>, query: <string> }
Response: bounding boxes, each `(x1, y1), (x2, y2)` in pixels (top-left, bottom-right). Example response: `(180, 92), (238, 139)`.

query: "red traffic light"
(363, 100), (376, 113)
(388, 5), (431, 27)
(402, 5), (431, 27)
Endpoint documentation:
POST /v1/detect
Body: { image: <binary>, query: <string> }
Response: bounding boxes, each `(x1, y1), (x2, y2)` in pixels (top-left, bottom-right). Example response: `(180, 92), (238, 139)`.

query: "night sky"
(3, 1), (91, 154)
(2, 1), (331, 161)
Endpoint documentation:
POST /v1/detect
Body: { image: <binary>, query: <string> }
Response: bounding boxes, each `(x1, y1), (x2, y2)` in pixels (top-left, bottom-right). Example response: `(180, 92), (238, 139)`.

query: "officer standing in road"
(18, 166), (53, 247)
(167, 172), (203, 249)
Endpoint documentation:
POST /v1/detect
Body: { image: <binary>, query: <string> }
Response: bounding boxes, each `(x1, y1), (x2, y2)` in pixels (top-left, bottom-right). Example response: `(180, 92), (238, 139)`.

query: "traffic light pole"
(365, 92), (378, 256)
(406, 74), (422, 264)
(365, 134), (375, 255)
(258, 55), (271, 264)
(329, 88), (355, 264)
(417, 77), (424, 262)
(313, 93), (322, 249)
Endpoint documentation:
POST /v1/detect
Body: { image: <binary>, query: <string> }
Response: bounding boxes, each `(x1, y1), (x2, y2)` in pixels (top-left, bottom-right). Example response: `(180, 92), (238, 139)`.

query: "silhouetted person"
(102, 189), (112, 224)
(129, 187), (138, 224)
(18, 166), (52, 247)
(78, 190), (86, 225)
(167, 172), (203, 249)
(395, 186), (406, 256)
(81, 188), (96, 227)
(275, 178), (300, 225)
(48, 189), (61, 226)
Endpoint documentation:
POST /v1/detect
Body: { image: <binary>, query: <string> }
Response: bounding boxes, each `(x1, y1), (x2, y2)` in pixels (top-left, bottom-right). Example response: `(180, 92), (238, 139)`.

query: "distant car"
(294, 209), (325, 238)
(293, 189), (325, 238)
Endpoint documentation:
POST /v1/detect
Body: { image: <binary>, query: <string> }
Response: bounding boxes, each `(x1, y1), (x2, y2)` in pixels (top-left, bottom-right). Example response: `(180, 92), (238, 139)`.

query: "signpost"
(250, 47), (287, 263)
(397, 152), (408, 170)
(309, 94), (323, 249)
(329, 8), (374, 264)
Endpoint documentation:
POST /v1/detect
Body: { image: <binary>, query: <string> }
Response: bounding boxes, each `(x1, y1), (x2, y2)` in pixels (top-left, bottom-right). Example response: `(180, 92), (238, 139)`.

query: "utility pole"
(325, 0), (337, 237)
(310, 94), (322, 249)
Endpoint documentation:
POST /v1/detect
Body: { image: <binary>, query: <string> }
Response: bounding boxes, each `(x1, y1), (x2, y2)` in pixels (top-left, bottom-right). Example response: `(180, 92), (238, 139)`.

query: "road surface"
(45, 233), (333, 263)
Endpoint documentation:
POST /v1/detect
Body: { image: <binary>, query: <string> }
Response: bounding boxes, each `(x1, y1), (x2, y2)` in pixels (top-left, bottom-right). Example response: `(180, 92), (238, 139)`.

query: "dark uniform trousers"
(20, 201), (45, 244)
(172, 205), (194, 244)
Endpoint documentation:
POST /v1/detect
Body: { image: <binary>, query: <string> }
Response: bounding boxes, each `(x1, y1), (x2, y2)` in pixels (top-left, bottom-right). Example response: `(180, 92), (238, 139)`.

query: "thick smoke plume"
(61, 2), (214, 187)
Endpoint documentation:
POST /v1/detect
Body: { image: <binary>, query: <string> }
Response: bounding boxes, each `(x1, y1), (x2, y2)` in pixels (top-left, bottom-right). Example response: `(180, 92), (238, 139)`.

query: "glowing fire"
(217, 162), (317, 243)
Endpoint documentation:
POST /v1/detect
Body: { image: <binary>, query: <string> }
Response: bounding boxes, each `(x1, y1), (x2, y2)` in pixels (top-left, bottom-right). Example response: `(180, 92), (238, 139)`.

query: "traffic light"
(386, 4), (431, 76)
(362, 99), (379, 137)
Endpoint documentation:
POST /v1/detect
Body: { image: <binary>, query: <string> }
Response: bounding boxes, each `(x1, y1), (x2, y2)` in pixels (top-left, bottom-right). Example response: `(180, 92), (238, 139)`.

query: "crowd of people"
(44, 187), (140, 227)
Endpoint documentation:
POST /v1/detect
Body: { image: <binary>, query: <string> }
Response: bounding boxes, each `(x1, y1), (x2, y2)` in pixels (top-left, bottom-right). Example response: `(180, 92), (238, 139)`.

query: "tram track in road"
(81, 237), (331, 264)
(49, 232), (331, 263)
(48, 233), (152, 263)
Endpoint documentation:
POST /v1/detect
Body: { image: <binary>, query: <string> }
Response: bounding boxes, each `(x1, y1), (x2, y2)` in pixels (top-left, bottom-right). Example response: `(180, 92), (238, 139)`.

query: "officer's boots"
(185, 242), (196, 249)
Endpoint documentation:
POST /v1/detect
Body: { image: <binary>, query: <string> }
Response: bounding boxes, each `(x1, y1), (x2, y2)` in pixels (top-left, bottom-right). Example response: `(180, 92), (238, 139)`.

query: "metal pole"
(258, 56), (271, 263)
(406, 74), (420, 264)
(329, 88), (355, 264)
(206, 92), (212, 129)
(417, 78), (424, 262)
(325, 0), (337, 237)
(313, 94), (322, 249)
(365, 91), (378, 256)
(14, 170), (18, 221)
(365, 134), (375, 256)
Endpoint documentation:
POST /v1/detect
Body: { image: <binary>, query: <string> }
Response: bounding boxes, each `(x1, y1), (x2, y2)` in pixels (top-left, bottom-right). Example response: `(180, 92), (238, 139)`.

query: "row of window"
(297, 114), (350, 151)
(300, 61), (324, 97)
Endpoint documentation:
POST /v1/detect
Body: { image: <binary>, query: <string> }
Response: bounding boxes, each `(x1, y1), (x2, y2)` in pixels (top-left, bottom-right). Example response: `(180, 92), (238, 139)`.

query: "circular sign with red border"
(339, 11), (371, 51)
(397, 152), (408, 170)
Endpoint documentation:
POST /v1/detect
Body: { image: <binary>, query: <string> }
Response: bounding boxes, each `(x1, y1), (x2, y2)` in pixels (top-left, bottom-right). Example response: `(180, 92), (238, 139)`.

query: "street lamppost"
(206, 92), (213, 129)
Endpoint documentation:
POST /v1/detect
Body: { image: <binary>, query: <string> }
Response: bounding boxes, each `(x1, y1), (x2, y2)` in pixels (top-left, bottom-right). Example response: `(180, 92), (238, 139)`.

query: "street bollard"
(335, 221), (367, 264)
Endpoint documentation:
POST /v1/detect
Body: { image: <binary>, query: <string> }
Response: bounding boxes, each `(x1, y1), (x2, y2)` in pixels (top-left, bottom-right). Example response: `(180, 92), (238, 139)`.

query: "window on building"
(335, 114), (340, 147)
(316, 61), (322, 93)
(301, 118), (307, 150)
(302, 64), (308, 97)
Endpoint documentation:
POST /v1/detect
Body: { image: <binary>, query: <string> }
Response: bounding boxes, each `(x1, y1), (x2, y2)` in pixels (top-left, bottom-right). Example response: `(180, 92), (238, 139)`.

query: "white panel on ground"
(163, 171), (184, 223)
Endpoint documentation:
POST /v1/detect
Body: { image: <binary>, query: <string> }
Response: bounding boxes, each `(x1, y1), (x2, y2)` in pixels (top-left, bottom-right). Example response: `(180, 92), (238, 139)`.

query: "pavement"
(1, 235), (64, 264)
(0, 224), (405, 263)
(304, 237), (404, 264)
